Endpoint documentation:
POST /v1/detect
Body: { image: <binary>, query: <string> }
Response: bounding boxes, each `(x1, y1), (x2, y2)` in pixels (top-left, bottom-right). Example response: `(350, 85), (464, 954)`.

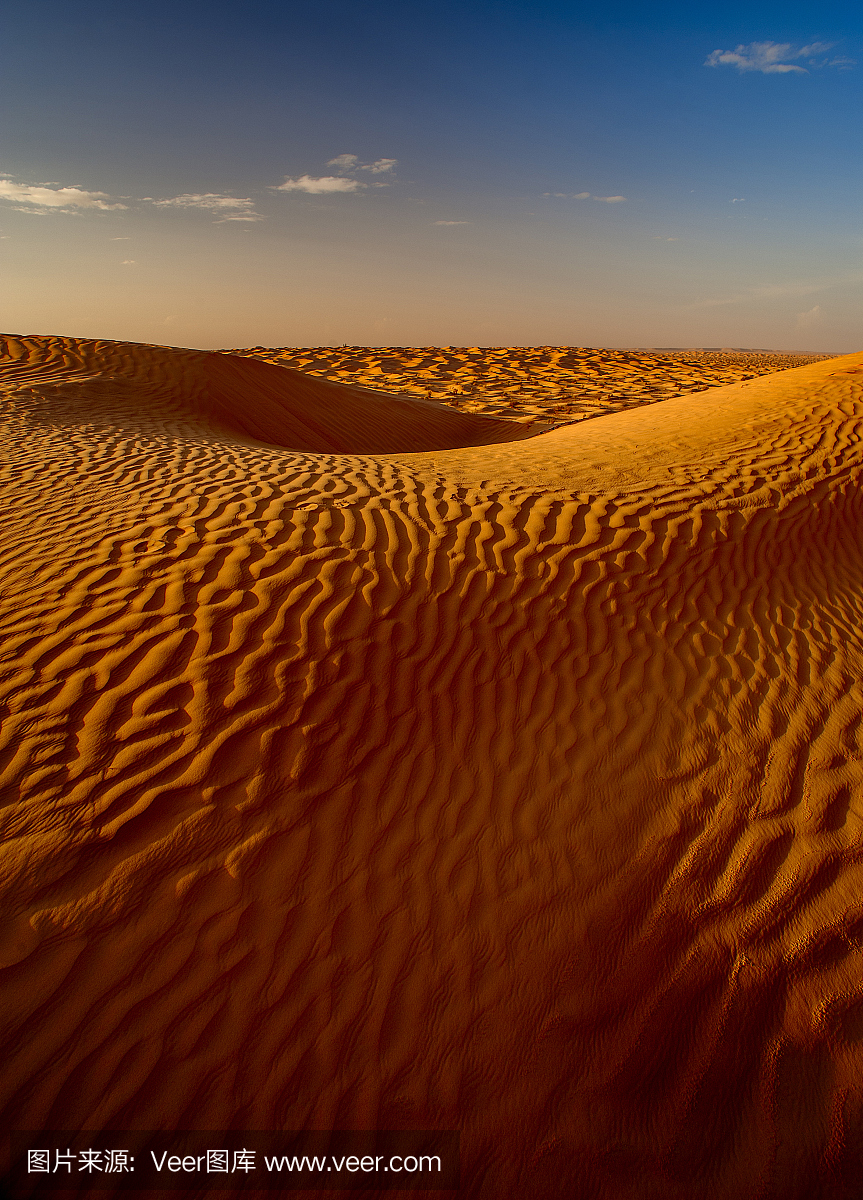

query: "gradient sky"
(1, 0), (860, 350)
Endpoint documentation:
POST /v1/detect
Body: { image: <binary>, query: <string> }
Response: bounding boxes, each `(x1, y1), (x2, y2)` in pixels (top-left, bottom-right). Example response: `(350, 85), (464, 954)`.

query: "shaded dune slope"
(0, 335), (534, 454)
(2, 338), (863, 1198)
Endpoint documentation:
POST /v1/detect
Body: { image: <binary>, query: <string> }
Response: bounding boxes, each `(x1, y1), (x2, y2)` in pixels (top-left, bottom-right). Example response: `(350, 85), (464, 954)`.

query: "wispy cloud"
(750, 282), (836, 299)
(361, 158), (397, 174)
(153, 193), (263, 221)
(276, 175), (365, 194)
(277, 154), (398, 195)
(543, 191), (626, 203)
(796, 304), (823, 330)
(705, 40), (852, 74)
(154, 193), (254, 209)
(434, 220), (469, 225)
(327, 154), (398, 175)
(0, 178), (127, 212)
(327, 154), (360, 171)
(688, 274), (862, 310)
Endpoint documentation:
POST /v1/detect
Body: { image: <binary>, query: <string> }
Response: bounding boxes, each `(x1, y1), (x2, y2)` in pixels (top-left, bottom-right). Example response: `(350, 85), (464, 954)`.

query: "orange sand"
(231, 344), (835, 429)
(2, 336), (863, 1198)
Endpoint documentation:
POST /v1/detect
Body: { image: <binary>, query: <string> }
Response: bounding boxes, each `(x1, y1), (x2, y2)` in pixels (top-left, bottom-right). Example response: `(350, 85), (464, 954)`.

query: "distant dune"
(230, 343), (836, 428)
(2, 336), (863, 1198)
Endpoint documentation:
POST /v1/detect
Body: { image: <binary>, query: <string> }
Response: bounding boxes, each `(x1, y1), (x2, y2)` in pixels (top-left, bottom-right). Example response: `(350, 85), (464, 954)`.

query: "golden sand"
(231, 344), (835, 429)
(2, 336), (863, 1197)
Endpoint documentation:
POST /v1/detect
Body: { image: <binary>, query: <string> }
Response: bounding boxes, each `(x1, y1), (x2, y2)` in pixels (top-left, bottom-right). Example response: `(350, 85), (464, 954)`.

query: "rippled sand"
(2, 336), (863, 1199)
(231, 344), (835, 429)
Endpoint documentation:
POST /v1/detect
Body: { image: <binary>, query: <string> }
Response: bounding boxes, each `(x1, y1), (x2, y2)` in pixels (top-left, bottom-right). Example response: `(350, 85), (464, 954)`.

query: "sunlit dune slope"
(417, 354), (863, 493)
(3, 337), (863, 1199)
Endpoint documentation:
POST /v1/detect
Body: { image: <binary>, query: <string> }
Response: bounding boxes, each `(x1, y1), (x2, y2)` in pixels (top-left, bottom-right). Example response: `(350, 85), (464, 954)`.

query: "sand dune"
(2, 336), (863, 1198)
(231, 343), (836, 428)
(0, 336), (535, 454)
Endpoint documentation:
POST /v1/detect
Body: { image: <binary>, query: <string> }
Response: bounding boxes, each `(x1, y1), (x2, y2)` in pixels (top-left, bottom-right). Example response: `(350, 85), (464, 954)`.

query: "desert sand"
(2, 335), (863, 1198)
(232, 344), (835, 428)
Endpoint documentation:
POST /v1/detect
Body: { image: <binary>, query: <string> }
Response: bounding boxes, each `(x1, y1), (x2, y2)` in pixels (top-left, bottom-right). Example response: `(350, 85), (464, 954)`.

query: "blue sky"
(1, 0), (860, 349)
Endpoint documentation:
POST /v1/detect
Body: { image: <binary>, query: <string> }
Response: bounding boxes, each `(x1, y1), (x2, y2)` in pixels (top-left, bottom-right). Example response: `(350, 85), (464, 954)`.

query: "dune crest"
(2, 336), (863, 1198)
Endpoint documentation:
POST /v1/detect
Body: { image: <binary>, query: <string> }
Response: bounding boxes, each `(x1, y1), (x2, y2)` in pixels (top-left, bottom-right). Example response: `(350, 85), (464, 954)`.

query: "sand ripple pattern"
(2, 337), (863, 1198)
(231, 344), (836, 428)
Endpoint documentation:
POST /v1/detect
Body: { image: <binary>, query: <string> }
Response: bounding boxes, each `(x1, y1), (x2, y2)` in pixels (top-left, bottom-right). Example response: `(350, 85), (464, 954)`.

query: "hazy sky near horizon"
(1, 0), (860, 350)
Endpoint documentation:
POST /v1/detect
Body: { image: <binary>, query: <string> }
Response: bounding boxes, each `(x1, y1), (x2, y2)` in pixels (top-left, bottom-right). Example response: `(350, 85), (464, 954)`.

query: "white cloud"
(327, 153), (397, 175)
(121, 259), (136, 265)
(799, 42), (843, 60)
(434, 220), (469, 225)
(0, 179), (127, 211)
(154, 193), (250, 209)
(705, 40), (848, 74)
(362, 158), (397, 174)
(155, 193), (254, 210)
(327, 154), (360, 171)
(543, 191), (625, 202)
(796, 304), (823, 329)
(275, 174), (365, 194)
(153, 193), (264, 221)
(278, 155), (397, 195)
